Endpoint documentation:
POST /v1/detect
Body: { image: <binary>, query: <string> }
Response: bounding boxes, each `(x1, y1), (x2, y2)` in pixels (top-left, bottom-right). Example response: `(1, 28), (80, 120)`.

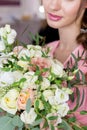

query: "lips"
(48, 13), (63, 21)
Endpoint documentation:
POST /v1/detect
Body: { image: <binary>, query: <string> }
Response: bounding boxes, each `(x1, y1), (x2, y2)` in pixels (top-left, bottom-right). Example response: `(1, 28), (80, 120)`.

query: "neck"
(58, 24), (81, 50)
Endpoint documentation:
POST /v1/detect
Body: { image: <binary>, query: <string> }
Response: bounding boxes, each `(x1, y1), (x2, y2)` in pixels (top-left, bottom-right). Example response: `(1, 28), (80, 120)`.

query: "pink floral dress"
(47, 41), (87, 125)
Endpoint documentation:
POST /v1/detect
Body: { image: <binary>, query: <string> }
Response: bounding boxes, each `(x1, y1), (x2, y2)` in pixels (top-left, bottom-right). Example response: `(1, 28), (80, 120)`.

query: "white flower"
(18, 49), (30, 59)
(20, 108), (37, 124)
(17, 60), (29, 70)
(0, 40), (5, 51)
(55, 88), (69, 104)
(22, 72), (38, 89)
(13, 71), (23, 81)
(41, 78), (50, 90)
(0, 24), (17, 45)
(0, 71), (15, 87)
(0, 27), (6, 38)
(0, 89), (19, 114)
(4, 24), (11, 33)
(48, 96), (58, 106)
(7, 29), (17, 44)
(51, 59), (64, 77)
(27, 45), (42, 57)
(43, 90), (54, 101)
(57, 103), (69, 117)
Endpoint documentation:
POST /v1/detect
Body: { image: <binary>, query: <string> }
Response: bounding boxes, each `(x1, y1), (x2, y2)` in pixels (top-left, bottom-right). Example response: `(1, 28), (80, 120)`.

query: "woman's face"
(42, 0), (86, 29)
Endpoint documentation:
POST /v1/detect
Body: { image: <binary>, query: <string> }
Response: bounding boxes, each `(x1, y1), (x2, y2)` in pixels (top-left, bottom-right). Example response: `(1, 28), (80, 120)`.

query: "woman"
(41, 0), (87, 129)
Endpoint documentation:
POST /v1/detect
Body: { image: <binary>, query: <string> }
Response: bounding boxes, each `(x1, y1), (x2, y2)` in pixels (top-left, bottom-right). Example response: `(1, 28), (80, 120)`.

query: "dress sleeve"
(68, 61), (87, 126)
(68, 85), (87, 126)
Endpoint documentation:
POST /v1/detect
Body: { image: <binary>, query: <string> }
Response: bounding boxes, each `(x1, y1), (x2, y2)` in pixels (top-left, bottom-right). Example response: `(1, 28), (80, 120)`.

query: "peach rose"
(17, 89), (34, 110)
(28, 57), (51, 77)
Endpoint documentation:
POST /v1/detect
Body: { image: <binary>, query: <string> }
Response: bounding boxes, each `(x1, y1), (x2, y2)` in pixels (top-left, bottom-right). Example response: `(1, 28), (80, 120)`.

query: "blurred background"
(0, 0), (58, 44)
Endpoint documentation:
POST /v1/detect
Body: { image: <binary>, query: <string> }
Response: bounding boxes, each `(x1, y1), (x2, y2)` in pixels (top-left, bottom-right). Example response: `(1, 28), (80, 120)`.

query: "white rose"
(7, 29), (17, 44)
(0, 89), (19, 114)
(18, 49), (30, 59)
(4, 24), (11, 33)
(30, 49), (42, 58)
(48, 96), (58, 106)
(0, 71), (15, 87)
(57, 103), (69, 117)
(22, 72), (38, 89)
(27, 45), (42, 50)
(55, 88), (69, 104)
(27, 45), (42, 58)
(0, 27), (6, 37)
(0, 40), (5, 51)
(20, 108), (37, 124)
(41, 78), (50, 90)
(51, 59), (64, 77)
(0, 25), (17, 44)
(43, 90), (54, 101)
(13, 71), (23, 81)
(17, 60), (29, 70)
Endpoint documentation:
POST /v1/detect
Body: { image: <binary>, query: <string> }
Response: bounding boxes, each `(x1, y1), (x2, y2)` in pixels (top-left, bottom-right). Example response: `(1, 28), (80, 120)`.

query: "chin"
(47, 19), (61, 29)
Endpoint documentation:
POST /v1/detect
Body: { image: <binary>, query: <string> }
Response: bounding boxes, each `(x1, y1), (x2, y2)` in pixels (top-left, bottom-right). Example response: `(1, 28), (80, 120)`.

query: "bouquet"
(0, 25), (86, 130)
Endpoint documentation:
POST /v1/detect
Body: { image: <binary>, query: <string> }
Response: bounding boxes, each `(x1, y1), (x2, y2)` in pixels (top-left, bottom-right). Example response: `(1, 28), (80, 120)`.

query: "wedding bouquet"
(0, 25), (85, 130)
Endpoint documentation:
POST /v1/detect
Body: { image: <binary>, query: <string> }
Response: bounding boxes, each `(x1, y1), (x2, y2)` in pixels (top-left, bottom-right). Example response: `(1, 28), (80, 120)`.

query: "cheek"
(62, 3), (80, 17)
(42, 1), (49, 11)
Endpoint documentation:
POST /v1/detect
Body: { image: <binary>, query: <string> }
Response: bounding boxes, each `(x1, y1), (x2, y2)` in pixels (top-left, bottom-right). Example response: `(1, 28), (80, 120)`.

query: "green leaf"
(79, 70), (86, 83)
(55, 79), (62, 86)
(18, 127), (23, 130)
(82, 126), (87, 130)
(12, 115), (23, 127)
(80, 110), (87, 115)
(58, 120), (72, 130)
(35, 99), (39, 109)
(0, 116), (15, 130)
(50, 124), (55, 130)
(48, 116), (58, 121)
(75, 71), (80, 81)
(67, 117), (76, 123)
(0, 108), (3, 113)
(79, 89), (85, 107)
(32, 127), (40, 130)
(72, 125), (82, 130)
(70, 88), (80, 112)
(32, 119), (42, 126)
(71, 53), (77, 61)
(26, 98), (31, 113)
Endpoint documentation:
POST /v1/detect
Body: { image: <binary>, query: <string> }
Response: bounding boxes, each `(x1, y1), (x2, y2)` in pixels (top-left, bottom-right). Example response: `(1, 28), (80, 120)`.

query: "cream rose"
(55, 88), (69, 104)
(0, 71), (15, 87)
(50, 59), (64, 77)
(20, 108), (37, 124)
(22, 72), (38, 89)
(57, 103), (69, 117)
(0, 89), (19, 114)
(27, 45), (42, 58)
(41, 78), (50, 90)
(43, 90), (54, 101)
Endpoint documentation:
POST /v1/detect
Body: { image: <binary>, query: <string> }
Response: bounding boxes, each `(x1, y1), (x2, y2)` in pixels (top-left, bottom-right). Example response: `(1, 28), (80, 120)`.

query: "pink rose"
(28, 57), (51, 77)
(17, 89), (34, 110)
(13, 46), (24, 55)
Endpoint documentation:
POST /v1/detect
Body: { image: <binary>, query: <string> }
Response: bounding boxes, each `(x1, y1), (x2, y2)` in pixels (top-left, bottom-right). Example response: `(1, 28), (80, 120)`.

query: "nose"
(49, 0), (61, 11)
